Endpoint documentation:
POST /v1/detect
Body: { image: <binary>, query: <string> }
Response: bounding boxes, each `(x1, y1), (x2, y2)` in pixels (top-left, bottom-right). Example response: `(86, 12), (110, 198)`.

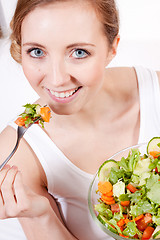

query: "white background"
(0, 0), (160, 239)
(0, 0), (160, 133)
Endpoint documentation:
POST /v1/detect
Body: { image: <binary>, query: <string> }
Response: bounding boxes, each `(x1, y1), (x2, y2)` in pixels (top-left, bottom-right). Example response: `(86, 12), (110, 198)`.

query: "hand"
(0, 165), (78, 240)
(0, 165), (50, 219)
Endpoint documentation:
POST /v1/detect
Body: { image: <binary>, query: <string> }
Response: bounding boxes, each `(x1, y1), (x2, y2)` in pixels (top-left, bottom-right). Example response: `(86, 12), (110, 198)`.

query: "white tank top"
(135, 66), (160, 143)
(9, 66), (160, 240)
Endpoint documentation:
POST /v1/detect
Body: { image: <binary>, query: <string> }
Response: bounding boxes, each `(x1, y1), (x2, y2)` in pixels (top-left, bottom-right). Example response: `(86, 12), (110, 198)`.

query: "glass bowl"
(88, 142), (159, 240)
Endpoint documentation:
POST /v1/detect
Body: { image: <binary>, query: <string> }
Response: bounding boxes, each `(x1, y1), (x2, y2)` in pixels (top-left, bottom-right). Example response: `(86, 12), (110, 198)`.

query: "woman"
(0, 0), (160, 239)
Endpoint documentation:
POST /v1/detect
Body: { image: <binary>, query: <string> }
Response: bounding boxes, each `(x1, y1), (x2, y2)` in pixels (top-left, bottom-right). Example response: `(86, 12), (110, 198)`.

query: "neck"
(50, 88), (118, 129)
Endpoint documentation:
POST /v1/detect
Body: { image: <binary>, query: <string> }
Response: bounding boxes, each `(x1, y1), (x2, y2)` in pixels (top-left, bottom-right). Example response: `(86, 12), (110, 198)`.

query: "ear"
(106, 35), (120, 65)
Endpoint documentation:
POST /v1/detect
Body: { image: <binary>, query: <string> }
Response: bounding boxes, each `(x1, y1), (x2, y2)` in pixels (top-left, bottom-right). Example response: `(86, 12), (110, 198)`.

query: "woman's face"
(21, 1), (116, 115)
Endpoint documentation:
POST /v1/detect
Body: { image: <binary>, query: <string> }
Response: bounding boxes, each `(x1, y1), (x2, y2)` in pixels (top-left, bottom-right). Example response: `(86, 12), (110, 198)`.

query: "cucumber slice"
(97, 214), (118, 234)
(97, 214), (108, 226)
(147, 137), (160, 154)
(98, 159), (119, 181)
(153, 230), (160, 239)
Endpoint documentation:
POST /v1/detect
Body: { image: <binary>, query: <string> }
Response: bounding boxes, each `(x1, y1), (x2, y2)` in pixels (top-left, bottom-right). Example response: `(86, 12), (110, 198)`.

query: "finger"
(13, 171), (28, 203)
(13, 171), (30, 216)
(0, 165), (11, 186)
(0, 165), (11, 204)
(1, 166), (18, 212)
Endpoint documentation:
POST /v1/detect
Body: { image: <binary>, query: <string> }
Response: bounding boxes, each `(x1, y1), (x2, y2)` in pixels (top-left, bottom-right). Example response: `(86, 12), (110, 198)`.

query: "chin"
(50, 105), (79, 116)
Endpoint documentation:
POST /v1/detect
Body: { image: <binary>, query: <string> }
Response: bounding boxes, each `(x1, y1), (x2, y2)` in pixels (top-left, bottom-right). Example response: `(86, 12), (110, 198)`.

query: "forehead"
(21, 1), (105, 45)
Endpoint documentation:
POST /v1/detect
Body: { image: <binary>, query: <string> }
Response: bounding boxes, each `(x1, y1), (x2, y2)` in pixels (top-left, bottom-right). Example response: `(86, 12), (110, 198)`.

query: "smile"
(49, 87), (81, 98)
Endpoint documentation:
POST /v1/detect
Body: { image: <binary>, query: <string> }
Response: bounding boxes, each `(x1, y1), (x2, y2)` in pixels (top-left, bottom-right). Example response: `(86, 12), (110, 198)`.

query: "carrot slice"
(105, 190), (113, 197)
(105, 200), (115, 205)
(126, 183), (138, 193)
(98, 181), (113, 194)
(124, 219), (130, 224)
(15, 116), (28, 127)
(133, 214), (144, 222)
(120, 200), (130, 206)
(40, 107), (51, 122)
(101, 197), (115, 205)
(101, 194), (114, 202)
(117, 219), (125, 227)
(149, 151), (160, 158)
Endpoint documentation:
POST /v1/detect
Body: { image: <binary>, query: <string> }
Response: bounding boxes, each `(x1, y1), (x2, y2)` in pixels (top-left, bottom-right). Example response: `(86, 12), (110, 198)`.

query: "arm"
(0, 126), (77, 240)
(157, 71), (160, 85)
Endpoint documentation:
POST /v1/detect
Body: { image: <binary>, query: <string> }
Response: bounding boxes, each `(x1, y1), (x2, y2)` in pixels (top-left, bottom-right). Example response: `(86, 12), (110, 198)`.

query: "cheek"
(22, 59), (43, 87)
(80, 61), (106, 87)
(78, 49), (107, 87)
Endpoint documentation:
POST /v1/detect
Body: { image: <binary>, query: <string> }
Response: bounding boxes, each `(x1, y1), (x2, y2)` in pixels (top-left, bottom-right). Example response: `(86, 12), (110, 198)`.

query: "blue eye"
(28, 48), (44, 58)
(72, 49), (88, 59)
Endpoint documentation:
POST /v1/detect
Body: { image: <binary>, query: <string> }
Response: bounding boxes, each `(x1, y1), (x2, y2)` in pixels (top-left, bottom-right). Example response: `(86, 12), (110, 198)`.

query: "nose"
(48, 57), (70, 87)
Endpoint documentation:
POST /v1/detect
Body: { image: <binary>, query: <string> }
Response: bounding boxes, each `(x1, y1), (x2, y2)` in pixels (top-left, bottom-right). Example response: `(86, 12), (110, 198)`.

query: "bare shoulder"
(107, 67), (136, 82)
(0, 126), (46, 191)
(107, 66), (135, 75)
(156, 71), (160, 84)
(106, 67), (138, 93)
(0, 126), (18, 164)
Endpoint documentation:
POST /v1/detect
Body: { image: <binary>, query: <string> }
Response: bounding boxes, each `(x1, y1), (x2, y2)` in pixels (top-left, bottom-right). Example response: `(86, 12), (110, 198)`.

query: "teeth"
(50, 87), (79, 98)
(54, 92), (59, 97)
(60, 92), (65, 98)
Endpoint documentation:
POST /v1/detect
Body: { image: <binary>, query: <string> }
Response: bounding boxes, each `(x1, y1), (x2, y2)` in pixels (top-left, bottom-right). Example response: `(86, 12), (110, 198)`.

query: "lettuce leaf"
(130, 200), (155, 216)
(122, 221), (138, 237)
(147, 181), (160, 204)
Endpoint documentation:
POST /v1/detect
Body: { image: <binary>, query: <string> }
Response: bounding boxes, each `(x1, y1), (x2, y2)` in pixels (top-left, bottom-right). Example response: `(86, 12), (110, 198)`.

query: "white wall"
(110, 0), (160, 68)
(0, 0), (38, 132)
(117, 0), (160, 41)
(0, 0), (160, 132)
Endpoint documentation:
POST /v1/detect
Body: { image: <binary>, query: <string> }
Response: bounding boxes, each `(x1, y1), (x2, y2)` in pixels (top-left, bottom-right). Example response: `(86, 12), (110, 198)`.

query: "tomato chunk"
(144, 213), (152, 224)
(136, 214), (152, 232)
(111, 203), (120, 213)
(142, 226), (154, 240)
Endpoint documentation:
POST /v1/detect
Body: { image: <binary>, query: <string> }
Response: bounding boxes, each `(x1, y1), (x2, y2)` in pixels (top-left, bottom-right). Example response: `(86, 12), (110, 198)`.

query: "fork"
(0, 117), (40, 171)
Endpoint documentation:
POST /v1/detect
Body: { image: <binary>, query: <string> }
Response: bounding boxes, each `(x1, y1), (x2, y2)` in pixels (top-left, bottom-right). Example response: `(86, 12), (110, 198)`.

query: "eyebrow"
(22, 42), (45, 48)
(67, 43), (95, 48)
(22, 42), (95, 48)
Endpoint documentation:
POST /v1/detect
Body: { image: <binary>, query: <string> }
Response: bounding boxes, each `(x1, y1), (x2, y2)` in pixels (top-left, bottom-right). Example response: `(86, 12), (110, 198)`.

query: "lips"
(46, 86), (82, 103)
(49, 87), (81, 98)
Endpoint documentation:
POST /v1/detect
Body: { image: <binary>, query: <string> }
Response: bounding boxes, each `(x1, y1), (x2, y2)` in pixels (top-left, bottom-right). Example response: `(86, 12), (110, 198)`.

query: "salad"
(15, 103), (51, 128)
(95, 137), (160, 239)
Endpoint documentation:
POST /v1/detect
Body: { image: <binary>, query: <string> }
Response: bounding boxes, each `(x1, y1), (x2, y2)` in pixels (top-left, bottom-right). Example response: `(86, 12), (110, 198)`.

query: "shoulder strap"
(134, 66), (160, 143)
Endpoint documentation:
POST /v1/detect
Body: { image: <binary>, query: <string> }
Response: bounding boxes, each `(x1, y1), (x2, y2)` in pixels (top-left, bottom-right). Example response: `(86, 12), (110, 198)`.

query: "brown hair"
(10, 0), (119, 63)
